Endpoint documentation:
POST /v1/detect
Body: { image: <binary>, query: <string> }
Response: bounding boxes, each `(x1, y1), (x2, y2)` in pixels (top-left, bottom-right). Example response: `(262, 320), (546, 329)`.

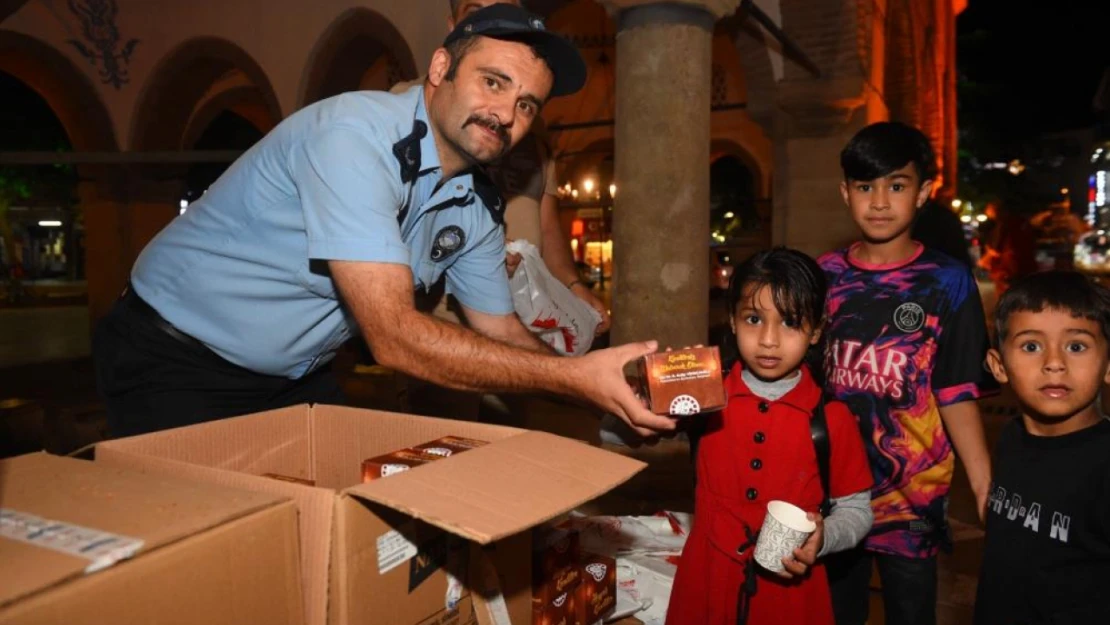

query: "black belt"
(119, 284), (208, 352)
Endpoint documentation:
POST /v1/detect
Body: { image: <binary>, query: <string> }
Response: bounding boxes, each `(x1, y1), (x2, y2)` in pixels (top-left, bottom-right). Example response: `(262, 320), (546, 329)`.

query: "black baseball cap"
(443, 4), (587, 98)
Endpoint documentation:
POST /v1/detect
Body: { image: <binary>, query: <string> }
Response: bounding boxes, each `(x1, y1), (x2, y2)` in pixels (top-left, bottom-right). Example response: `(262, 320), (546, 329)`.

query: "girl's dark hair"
(727, 247), (827, 330)
(840, 121), (937, 183)
(995, 270), (1110, 349)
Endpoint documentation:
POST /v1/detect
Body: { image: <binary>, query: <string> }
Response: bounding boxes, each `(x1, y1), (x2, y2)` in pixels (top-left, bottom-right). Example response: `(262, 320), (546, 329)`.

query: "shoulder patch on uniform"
(471, 168), (505, 226)
(392, 119), (427, 184)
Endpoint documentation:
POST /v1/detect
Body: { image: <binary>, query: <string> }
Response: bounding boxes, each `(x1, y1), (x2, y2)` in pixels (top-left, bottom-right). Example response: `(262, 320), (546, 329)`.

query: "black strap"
(810, 394), (832, 517)
(735, 524), (759, 625)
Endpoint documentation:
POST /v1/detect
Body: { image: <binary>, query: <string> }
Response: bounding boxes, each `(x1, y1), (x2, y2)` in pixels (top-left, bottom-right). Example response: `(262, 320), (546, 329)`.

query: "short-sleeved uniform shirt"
(819, 243), (999, 558)
(131, 86), (511, 379)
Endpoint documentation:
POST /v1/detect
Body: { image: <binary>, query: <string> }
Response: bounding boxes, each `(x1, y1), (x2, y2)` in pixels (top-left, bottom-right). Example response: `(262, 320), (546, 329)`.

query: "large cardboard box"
(95, 404), (646, 625)
(0, 452), (303, 625)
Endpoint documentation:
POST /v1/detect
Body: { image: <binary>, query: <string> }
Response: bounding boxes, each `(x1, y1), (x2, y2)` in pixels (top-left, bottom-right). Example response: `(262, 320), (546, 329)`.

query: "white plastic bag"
(506, 240), (602, 356)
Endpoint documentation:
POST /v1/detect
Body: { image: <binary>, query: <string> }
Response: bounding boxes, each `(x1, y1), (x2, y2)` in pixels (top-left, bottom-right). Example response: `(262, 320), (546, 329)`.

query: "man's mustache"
(463, 115), (509, 148)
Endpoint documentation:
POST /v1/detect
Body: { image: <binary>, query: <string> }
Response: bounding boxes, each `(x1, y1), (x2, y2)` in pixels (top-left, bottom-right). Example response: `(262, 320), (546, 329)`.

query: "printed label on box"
(377, 525), (419, 575)
(0, 508), (145, 573)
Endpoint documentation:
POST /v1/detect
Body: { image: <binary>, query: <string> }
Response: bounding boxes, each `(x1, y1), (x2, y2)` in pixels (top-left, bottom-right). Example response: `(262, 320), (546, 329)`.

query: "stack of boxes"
(532, 525), (617, 625)
(361, 436), (488, 481)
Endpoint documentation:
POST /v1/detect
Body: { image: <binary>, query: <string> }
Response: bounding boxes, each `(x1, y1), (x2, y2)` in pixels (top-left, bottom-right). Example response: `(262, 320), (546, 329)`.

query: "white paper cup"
(753, 500), (816, 573)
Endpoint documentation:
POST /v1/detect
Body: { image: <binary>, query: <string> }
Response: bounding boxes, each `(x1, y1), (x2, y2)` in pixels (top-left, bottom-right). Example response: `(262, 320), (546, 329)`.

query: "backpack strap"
(810, 394), (833, 517)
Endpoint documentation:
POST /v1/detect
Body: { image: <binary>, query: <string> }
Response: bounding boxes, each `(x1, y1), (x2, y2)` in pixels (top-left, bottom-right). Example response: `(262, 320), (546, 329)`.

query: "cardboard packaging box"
(0, 452), (303, 625)
(638, 346), (726, 416)
(95, 404), (646, 625)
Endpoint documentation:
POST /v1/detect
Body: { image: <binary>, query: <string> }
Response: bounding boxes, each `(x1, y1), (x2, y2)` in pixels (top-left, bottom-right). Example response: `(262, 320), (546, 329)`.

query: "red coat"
(667, 363), (872, 625)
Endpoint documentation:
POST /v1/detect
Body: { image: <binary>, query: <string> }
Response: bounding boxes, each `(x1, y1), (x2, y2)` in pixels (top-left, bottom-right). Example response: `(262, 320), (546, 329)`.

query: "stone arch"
(724, 8), (778, 123)
(299, 8), (418, 107)
(130, 37), (281, 151)
(710, 143), (769, 245)
(711, 139), (768, 199)
(180, 85), (275, 150)
(541, 0), (617, 157)
(0, 29), (117, 152)
(559, 137), (615, 194)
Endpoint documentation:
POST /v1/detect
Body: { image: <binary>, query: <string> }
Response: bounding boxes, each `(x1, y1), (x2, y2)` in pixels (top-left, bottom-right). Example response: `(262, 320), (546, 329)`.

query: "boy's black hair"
(840, 121), (938, 183)
(994, 270), (1110, 349)
(727, 246), (827, 331)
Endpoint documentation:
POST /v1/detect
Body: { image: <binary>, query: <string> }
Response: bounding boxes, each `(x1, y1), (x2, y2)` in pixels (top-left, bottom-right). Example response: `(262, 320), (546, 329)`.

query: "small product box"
(360, 449), (443, 482)
(638, 346), (727, 416)
(410, 435), (489, 458)
(576, 552), (617, 625)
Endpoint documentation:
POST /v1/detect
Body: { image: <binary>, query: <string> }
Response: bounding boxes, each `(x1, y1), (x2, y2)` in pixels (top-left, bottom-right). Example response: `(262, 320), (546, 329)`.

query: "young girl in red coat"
(667, 247), (873, 625)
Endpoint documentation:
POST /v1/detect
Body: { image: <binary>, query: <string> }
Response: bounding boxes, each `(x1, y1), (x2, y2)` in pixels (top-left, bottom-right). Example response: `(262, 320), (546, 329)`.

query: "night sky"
(957, 0), (1110, 138)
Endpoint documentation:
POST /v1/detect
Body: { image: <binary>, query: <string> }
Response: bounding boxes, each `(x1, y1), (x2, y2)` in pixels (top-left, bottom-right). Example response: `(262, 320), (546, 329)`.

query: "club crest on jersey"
(893, 302), (925, 333)
(430, 226), (465, 262)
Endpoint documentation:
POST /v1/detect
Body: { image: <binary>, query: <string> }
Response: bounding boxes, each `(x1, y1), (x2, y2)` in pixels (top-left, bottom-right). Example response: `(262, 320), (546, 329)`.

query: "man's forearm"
(939, 400), (992, 496)
(379, 307), (570, 392)
(485, 315), (554, 354)
(331, 260), (673, 436)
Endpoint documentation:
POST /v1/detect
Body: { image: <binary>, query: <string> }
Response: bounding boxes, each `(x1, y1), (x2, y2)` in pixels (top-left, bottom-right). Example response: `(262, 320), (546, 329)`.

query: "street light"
(951, 199), (962, 209)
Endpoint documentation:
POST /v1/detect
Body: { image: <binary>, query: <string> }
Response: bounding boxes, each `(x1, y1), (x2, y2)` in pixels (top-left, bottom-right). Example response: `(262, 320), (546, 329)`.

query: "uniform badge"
(430, 226), (466, 262)
(893, 302), (925, 333)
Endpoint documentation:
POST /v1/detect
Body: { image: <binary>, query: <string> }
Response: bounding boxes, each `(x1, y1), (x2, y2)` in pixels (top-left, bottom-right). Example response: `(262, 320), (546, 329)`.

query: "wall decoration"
(66, 0), (139, 89)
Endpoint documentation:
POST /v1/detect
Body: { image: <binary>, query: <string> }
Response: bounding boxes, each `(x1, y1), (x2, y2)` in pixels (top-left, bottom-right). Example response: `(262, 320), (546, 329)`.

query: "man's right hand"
(572, 340), (676, 437)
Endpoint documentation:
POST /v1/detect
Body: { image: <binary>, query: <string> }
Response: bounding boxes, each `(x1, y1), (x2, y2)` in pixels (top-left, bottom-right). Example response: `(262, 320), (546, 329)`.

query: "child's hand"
(777, 512), (824, 579)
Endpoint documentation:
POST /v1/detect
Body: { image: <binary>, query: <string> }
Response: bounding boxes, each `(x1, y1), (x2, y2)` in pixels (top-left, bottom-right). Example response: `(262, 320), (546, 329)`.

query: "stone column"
(599, 0), (739, 350)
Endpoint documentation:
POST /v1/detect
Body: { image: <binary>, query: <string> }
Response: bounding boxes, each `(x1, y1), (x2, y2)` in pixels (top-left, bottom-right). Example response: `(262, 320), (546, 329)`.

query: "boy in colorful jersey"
(818, 121), (999, 625)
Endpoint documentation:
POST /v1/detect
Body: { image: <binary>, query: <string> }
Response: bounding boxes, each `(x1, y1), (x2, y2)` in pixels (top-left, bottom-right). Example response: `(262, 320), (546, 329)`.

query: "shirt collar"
(414, 87), (441, 177)
(724, 361), (822, 414)
(413, 87), (504, 222)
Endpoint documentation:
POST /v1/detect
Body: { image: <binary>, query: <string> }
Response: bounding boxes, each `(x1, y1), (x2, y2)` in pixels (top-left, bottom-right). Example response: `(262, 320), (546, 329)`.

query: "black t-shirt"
(975, 418), (1110, 625)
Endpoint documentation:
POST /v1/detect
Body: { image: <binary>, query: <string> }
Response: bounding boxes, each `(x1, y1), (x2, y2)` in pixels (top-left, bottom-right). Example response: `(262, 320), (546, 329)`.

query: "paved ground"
(0, 281), (1018, 624)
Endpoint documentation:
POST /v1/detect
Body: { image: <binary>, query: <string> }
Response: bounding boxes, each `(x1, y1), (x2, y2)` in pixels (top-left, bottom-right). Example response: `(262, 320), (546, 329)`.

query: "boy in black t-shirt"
(976, 270), (1110, 625)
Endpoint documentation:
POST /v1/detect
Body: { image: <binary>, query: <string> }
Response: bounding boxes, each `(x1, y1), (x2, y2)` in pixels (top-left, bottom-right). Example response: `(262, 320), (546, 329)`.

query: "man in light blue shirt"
(93, 4), (674, 440)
